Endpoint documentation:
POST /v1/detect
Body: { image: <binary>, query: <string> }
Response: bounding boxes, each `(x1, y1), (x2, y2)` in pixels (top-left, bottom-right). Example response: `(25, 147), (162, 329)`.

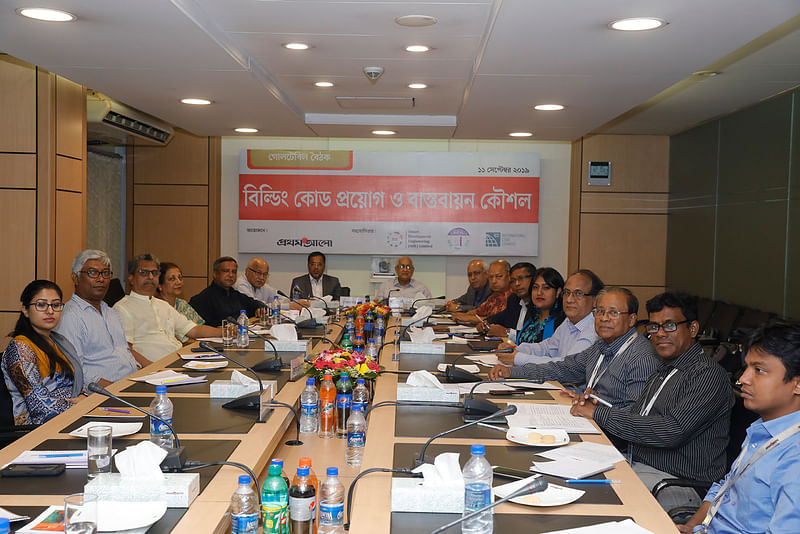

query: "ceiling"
(1, 0), (800, 141)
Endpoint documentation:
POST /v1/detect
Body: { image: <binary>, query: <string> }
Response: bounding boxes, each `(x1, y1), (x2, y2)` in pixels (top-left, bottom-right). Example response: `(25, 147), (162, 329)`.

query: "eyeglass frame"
(563, 289), (594, 299)
(396, 264), (414, 270)
(592, 307), (631, 319)
(510, 274), (533, 284)
(28, 300), (64, 312)
(644, 319), (691, 334)
(247, 266), (269, 278)
(79, 269), (114, 279)
(136, 269), (159, 278)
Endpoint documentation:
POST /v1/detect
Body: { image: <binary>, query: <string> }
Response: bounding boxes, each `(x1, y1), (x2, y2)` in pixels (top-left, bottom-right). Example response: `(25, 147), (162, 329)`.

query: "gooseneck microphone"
(199, 342), (266, 422)
(305, 294), (330, 314)
(277, 290), (316, 328)
(429, 475), (548, 534)
(224, 316), (282, 372)
(444, 348), (515, 384)
(86, 382), (186, 472)
(416, 405), (517, 466)
(410, 296), (445, 310)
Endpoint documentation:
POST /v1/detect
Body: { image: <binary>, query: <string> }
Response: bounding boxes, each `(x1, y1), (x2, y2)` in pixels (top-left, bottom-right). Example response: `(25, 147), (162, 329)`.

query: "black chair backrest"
(103, 278), (125, 307)
(0, 366), (15, 428)
(696, 298), (717, 333)
(705, 302), (742, 342)
(339, 286), (351, 297)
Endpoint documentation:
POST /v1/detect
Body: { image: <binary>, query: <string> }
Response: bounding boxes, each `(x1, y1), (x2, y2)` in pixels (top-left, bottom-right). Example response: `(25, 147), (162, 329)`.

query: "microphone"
(391, 314), (432, 361)
(416, 405), (517, 466)
(277, 290), (316, 328)
(410, 296), (445, 310)
(384, 288), (401, 305)
(305, 295), (330, 315)
(86, 382), (186, 472)
(444, 348), (514, 384)
(224, 316), (283, 372)
(429, 475), (548, 534)
(199, 342), (266, 421)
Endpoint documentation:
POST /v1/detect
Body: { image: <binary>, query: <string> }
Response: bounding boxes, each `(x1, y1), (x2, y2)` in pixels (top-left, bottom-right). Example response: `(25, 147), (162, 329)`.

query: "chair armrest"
(652, 477), (710, 499)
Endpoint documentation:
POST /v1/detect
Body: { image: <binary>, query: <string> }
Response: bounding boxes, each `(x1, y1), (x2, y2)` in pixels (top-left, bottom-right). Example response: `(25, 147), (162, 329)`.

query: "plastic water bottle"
(292, 283), (302, 301)
(352, 378), (370, 414)
(335, 374), (352, 439)
(237, 309), (249, 348)
(289, 466), (316, 534)
(345, 315), (355, 339)
(319, 373), (336, 439)
(318, 467), (345, 534)
(345, 404), (367, 466)
(262, 463), (289, 534)
(462, 444), (493, 534)
(375, 316), (385, 346)
(231, 475), (259, 534)
(352, 334), (365, 354)
(365, 338), (377, 360)
(271, 295), (281, 325)
(149, 385), (174, 449)
(299, 378), (319, 434)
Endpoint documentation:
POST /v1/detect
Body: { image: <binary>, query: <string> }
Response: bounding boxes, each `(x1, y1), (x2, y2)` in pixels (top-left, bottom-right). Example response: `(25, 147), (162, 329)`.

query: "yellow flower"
(357, 363), (370, 375)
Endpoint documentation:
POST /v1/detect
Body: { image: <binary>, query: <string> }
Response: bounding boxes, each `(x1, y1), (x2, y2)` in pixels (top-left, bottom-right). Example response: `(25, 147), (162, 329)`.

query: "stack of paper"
(505, 403), (600, 434)
(539, 442), (625, 464)
(0, 507), (28, 524)
(465, 354), (502, 366)
(130, 370), (207, 386)
(449, 325), (478, 334)
(436, 363), (480, 374)
(531, 458), (614, 479)
(10, 450), (88, 468)
(542, 519), (654, 534)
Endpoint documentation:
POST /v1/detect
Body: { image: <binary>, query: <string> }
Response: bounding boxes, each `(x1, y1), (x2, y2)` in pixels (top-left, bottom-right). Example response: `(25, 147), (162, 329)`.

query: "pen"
(565, 479), (621, 485)
(37, 453), (84, 458)
(476, 422), (508, 433)
(588, 393), (612, 408)
(161, 378), (187, 384)
(101, 408), (132, 414)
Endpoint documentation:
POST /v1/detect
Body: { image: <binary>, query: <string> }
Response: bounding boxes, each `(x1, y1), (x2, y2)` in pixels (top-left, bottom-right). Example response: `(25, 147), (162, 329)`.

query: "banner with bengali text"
(239, 150), (540, 256)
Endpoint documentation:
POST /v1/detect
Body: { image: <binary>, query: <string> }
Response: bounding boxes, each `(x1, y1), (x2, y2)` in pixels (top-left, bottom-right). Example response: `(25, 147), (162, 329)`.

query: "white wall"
(220, 137), (572, 299)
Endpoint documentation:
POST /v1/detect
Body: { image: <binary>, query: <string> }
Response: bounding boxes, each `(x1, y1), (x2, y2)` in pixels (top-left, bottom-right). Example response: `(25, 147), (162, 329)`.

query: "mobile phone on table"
(492, 466), (535, 480)
(0, 463), (66, 477)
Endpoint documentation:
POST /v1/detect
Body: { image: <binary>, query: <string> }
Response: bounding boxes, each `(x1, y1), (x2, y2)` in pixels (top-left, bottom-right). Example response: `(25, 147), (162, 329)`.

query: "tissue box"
(85, 472), (200, 507)
(269, 340), (311, 353)
(397, 383), (460, 403)
(210, 379), (276, 399)
(391, 477), (463, 513)
(399, 342), (444, 354)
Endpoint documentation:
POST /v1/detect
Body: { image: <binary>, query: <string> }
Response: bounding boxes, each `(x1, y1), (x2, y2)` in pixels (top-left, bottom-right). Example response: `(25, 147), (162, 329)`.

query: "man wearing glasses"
(451, 260), (512, 325)
(570, 292), (733, 513)
(234, 257), (281, 304)
(445, 259), (491, 312)
(190, 256), (262, 326)
(55, 249), (148, 386)
(289, 251), (342, 300)
(475, 262), (536, 337)
(375, 256), (431, 300)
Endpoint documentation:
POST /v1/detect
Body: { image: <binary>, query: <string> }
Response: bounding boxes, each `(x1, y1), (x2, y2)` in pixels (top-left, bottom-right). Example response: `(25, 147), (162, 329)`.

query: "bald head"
(245, 257), (269, 288)
(467, 259), (489, 290)
(396, 256), (415, 285)
(487, 259), (511, 293)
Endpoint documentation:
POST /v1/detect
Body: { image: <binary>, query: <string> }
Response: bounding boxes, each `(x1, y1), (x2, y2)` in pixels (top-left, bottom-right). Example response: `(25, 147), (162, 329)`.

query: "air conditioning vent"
(87, 91), (174, 145)
(103, 110), (173, 143)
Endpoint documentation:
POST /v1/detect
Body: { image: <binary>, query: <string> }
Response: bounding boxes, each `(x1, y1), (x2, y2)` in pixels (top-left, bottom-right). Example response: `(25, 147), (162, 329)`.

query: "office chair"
(103, 278), (125, 307)
(0, 368), (38, 448)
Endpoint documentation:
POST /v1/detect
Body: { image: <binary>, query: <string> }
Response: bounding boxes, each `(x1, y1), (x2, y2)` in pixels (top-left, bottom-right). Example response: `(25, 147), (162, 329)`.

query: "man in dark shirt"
(189, 256), (261, 327)
(446, 259), (490, 312)
(570, 292), (733, 512)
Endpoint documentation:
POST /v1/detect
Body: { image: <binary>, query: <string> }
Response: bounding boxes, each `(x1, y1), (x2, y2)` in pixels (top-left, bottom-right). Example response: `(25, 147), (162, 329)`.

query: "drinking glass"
(222, 319), (235, 346)
(64, 493), (98, 534)
(87, 425), (112, 480)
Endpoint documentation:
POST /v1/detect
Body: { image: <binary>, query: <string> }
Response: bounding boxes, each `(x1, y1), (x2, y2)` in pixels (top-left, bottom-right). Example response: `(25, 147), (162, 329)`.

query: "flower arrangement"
(305, 348), (383, 381)
(345, 301), (390, 319)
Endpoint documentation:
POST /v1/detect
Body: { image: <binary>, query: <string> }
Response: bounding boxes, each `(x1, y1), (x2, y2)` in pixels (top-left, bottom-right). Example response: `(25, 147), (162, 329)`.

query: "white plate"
(494, 476), (584, 507)
(183, 360), (229, 370)
(98, 500), (167, 532)
(506, 427), (570, 447)
(68, 421), (143, 438)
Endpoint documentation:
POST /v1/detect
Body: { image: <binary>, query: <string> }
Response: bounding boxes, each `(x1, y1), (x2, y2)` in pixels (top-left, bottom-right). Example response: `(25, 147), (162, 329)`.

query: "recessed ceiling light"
(283, 42), (310, 50)
(408, 83), (427, 89)
(533, 104), (564, 111)
(405, 45), (430, 53)
(372, 130), (396, 136)
(395, 15), (437, 27)
(180, 98), (212, 105)
(509, 132), (533, 138)
(235, 128), (259, 133)
(608, 17), (667, 31)
(315, 81), (334, 88)
(17, 7), (76, 22)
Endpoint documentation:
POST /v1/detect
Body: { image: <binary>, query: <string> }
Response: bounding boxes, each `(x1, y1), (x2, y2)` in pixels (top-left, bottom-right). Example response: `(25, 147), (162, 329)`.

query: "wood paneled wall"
(127, 131), (221, 300)
(568, 135), (669, 310)
(0, 55), (86, 344)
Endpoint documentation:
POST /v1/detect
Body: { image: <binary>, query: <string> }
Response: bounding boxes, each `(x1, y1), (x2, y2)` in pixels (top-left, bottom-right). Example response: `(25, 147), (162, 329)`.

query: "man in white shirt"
(114, 254), (221, 361)
(375, 256), (432, 300)
(234, 257), (282, 304)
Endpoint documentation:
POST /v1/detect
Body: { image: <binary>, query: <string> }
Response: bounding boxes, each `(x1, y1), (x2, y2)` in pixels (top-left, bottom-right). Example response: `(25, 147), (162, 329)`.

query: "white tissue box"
(84, 472), (200, 508)
(397, 383), (460, 403)
(391, 477), (463, 513)
(268, 340), (311, 353)
(210, 379), (276, 399)
(400, 342), (444, 354)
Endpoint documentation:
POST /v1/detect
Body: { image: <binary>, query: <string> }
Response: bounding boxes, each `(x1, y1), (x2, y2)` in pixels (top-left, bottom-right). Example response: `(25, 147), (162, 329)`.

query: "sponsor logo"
(485, 232), (501, 247)
(447, 227), (470, 249)
(276, 237), (333, 247)
(386, 232), (404, 248)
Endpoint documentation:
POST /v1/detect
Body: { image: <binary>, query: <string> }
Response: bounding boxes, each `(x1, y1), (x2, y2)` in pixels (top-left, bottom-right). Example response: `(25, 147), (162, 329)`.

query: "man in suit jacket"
(289, 251), (342, 300)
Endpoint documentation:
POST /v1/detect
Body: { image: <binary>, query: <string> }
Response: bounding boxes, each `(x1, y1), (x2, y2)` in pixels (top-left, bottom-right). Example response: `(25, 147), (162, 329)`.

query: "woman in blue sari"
(515, 267), (565, 344)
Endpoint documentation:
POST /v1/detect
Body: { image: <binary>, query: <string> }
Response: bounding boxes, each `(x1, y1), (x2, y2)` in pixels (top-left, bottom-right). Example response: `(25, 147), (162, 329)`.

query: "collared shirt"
(309, 275), (324, 298)
(508, 328), (659, 410)
(474, 288), (513, 318)
(514, 312), (597, 365)
(233, 274), (281, 305)
(703, 410), (800, 534)
(114, 291), (197, 362)
(592, 343), (733, 482)
(454, 282), (491, 311)
(53, 294), (138, 384)
(189, 282), (261, 327)
(375, 278), (432, 300)
(516, 300), (528, 331)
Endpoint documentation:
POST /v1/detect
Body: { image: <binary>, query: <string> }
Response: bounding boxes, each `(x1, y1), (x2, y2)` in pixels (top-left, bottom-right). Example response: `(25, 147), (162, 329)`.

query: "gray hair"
(472, 259), (488, 272)
(595, 287), (639, 315)
(72, 249), (112, 275)
(127, 253), (160, 276)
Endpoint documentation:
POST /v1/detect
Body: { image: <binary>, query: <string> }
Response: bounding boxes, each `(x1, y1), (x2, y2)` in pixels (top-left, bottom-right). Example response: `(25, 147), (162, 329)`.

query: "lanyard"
(587, 333), (637, 390)
(698, 422), (800, 530)
(639, 368), (679, 416)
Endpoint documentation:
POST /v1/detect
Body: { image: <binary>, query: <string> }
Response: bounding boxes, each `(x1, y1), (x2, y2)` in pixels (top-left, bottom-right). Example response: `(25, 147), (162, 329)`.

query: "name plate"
(289, 354), (306, 382)
(400, 342), (445, 354)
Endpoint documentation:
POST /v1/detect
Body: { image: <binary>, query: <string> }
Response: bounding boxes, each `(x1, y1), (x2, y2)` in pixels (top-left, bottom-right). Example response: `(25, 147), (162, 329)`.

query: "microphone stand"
(305, 295), (330, 315)
(393, 314), (433, 361)
(410, 296), (445, 310)
(343, 468), (422, 531)
(429, 476), (548, 534)
(277, 289), (316, 327)
(463, 378), (539, 419)
(199, 342), (267, 423)
(86, 382), (186, 472)
(444, 348), (515, 384)
(225, 317), (283, 372)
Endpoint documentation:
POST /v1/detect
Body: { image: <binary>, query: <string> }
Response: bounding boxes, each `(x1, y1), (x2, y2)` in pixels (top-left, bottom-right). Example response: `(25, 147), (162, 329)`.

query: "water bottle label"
(319, 502), (344, 525)
(151, 417), (172, 434)
(464, 484), (491, 511)
(347, 430), (366, 448)
(288, 496), (315, 521)
(301, 403), (318, 416)
(352, 401), (366, 413)
(231, 512), (258, 533)
(336, 394), (352, 409)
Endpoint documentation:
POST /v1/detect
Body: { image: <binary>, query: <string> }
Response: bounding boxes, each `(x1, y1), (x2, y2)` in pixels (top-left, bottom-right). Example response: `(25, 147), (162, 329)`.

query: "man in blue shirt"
(679, 320), (800, 534)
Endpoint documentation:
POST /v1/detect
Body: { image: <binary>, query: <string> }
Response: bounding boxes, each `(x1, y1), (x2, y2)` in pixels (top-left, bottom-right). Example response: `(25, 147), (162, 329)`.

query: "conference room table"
(0, 318), (677, 533)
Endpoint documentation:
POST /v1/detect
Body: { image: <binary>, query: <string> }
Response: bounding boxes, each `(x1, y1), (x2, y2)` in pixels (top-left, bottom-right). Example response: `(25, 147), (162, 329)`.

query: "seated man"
(446, 259), (490, 312)
(289, 251), (342, 300)
(489, 287), (659, 412)
(375, 256), (431, 300)
(234, 257), (280, 304)
(679, 320), (800, 534)
(189, 256), (262, 327)
(451, 260), (512, 325)
(498, 269), (602, 366)
(477, 262), (535, 336)
(54, 249), (147, 386)
(114, 254), (222, 361)
(570, 292), (733, 512)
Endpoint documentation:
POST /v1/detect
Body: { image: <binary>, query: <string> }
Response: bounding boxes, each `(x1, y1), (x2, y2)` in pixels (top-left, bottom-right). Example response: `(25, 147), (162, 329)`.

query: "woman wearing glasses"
(156, 262), (205, 325)
(1, 280), (84, 424)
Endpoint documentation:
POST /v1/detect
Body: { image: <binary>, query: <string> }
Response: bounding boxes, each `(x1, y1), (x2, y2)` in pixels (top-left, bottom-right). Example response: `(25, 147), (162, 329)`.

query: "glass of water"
(87, 425), (112, 480)
(64, 493), (98, 534)
(222, 319), (235, 346)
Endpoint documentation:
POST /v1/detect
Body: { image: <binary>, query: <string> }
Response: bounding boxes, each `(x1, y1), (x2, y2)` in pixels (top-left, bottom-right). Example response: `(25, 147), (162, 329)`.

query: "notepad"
(531, 458), (614, 479)
(130, 370), (207, 386)
(505, 403), (601, 434)
(539, 442), (625, 464)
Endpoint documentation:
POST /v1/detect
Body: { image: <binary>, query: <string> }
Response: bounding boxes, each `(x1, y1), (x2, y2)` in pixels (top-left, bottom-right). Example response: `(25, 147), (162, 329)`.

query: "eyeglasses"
(397, 265), (413, 270)
(247, 267), (268, 278)
(510, 274), (533, 284)
(29, 300), (64, 312)
(593, 308), (630, 319)
(488, 273), (507, 280)
(137, 269), (159, 278)
(80, 269), (113, 279)
(645, 320), (690, 334)
(563, 289), (593, 299)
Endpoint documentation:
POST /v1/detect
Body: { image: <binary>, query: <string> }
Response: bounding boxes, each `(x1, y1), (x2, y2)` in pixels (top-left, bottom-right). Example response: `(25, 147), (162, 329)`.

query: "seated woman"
(515, 267), (565, 344)
(156, 262), (205, 326)
(1, 280), (84, 425)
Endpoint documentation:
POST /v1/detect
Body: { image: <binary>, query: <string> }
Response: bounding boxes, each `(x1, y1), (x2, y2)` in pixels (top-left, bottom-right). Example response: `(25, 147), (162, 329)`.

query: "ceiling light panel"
(17, 8), (76, 21)
(608, 17), (667, 31)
